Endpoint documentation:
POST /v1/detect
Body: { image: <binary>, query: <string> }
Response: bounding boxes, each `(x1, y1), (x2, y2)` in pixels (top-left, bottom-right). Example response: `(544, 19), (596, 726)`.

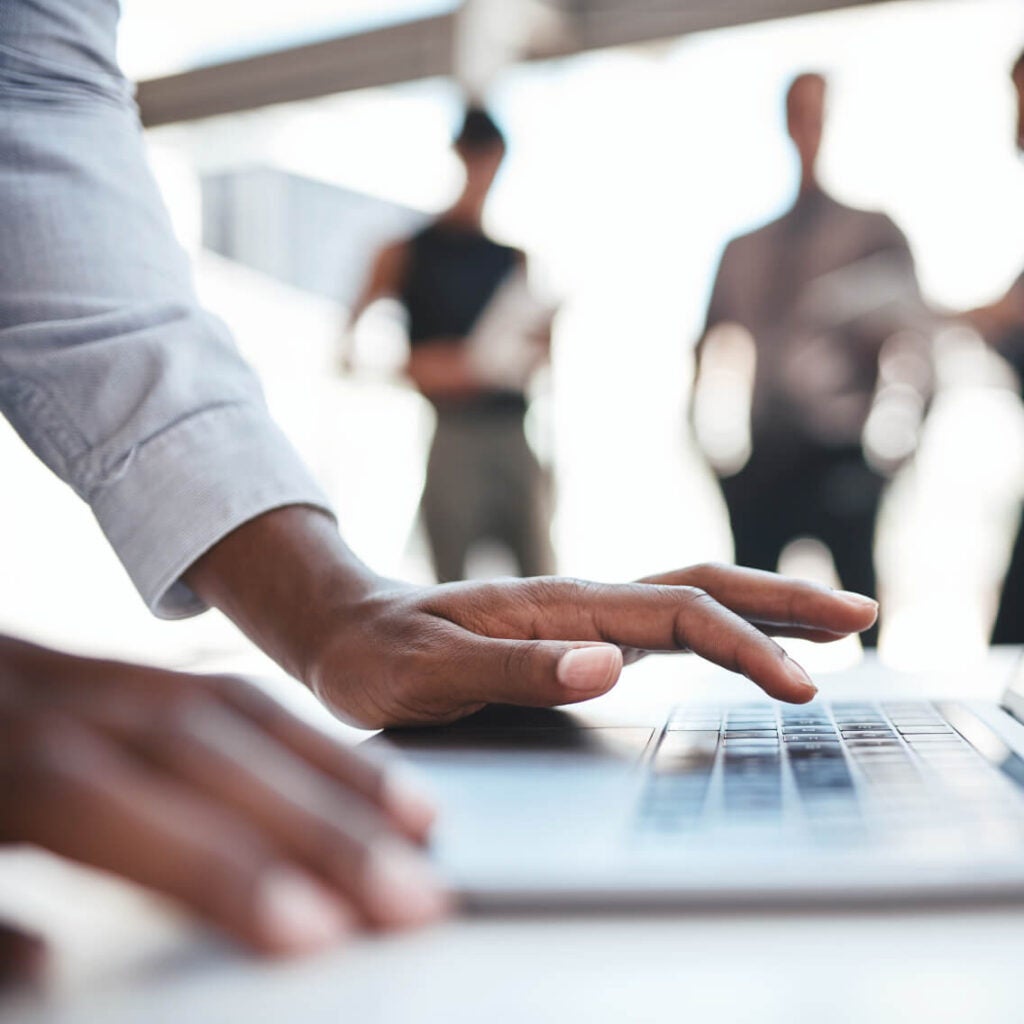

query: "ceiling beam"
(528, 0), (892, 58)
(136, 13), (458, 128)
(136, 0), (899, 127)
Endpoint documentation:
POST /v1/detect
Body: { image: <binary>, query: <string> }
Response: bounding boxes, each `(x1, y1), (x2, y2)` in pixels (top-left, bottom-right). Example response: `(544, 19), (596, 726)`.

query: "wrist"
(183, 506), (391, 687)
(304, 580), (422, 725)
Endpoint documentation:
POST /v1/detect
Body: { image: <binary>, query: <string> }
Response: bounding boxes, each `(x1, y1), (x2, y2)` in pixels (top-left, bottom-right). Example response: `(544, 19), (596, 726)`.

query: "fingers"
(443, 638), (624, 710)
(452, 578), (818, 703)
(638, 563), (878, 639)
(0, 715), (352, 957)
(0, 649), (450, 955)
(443, 587), (814, 707)
(0, 921), (46, 987)
(652, 596), (818, 703)
(12, 656), (438, 845)
(115, 700), (447, 930)
(211, 677), (437, 843)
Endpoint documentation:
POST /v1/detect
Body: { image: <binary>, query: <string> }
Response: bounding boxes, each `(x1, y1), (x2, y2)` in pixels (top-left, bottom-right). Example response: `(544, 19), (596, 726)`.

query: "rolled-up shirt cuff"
(89, 403), (333, 619)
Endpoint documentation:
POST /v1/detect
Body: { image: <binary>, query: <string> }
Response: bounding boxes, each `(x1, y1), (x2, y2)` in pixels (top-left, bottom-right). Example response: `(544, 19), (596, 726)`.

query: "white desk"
(3, 650), (1023, 1024)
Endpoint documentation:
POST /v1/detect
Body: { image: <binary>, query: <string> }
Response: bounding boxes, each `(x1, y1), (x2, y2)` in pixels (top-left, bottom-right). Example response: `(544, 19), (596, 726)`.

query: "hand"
(309, 563), (878, 728)
(0, 636), (448, 960)
(183, 510), (877, 731)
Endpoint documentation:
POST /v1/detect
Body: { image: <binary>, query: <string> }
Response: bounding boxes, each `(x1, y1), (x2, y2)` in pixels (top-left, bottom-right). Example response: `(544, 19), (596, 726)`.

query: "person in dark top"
(965, 48), (1024, 644)
(343, 106), (554, 583)
(691, 73), (932, 646)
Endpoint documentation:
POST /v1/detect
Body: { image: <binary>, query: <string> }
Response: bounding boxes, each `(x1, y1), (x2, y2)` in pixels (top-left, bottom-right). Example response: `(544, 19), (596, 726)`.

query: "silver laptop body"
(379, 657), (1024, 908)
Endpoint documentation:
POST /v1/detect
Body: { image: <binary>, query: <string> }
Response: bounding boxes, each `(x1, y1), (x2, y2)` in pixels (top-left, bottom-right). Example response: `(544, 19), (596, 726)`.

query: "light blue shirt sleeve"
(0, 0), (334, 618)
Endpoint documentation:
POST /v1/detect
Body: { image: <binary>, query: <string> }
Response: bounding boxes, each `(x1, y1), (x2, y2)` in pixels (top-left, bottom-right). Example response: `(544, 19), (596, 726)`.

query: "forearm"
(183, 506), (387, 685)
(407, 343), (482, 398)
(0, 22), (334, 619)
(963, 286), (1024, 344)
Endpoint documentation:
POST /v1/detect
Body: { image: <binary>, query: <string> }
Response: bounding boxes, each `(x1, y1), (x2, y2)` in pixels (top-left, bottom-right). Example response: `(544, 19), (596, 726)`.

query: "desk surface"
(3, 649), (1024, 1024)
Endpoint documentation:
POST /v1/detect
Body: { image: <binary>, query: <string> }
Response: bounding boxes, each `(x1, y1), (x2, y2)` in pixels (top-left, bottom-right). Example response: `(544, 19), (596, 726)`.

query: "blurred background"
(3, 0), (1024, 678)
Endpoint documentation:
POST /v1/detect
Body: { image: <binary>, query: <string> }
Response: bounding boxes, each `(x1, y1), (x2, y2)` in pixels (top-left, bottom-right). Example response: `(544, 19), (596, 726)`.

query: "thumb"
(455, 639), (624, 708)
(0, 920), (47, 987)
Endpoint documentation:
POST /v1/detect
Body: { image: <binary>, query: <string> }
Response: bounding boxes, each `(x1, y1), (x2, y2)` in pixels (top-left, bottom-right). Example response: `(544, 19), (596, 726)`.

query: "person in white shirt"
(0, 2), (878, 971)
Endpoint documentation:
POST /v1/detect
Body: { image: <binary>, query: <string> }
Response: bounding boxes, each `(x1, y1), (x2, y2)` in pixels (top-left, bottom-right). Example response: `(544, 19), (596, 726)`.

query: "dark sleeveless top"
(399, 222), (526, 415)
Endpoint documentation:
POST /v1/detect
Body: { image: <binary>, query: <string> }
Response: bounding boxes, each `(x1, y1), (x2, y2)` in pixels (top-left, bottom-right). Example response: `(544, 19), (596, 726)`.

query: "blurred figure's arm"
(861, 227), (936, 475)
(406, 251), (549, 399)
(963, 274), (1024, 345)
(406, 343), (481, 397)
(342, 238), (494, 397)
(519, 252), (555, 362)
(337, 241), (409, 375)
(691, 241), (735, 432)
(691, 251), (728, 416)
(690, 243), (755, 476)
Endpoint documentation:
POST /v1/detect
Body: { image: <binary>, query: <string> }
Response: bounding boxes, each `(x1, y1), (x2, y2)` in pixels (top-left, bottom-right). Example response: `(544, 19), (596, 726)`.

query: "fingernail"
(383, 769), (438, 836)
(557, 646), (623, 693)
(366, 845), (450, 926)
(834, 590), (879, 609)
(256, 868), (352, 953)
(785, 655), (818, 698)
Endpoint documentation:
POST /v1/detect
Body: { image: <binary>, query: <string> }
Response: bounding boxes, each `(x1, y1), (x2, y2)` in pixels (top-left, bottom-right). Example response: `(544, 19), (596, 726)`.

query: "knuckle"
(524, 575), (568, 599)
(15, 714), (86, 774)
(0, 714), (96, 808)
(670, 588), (717, 649)
(557, 577), (601, 608)
(147, 692), (220, 744)
(678, 585), (712, 606)
(502, 640), (540, 687)
(185, 847), (265, 921)
(312, 813), (389, 875)
(694, 560), (729, 579)
(500, 643), (521, 685)
(517, 577), (558, 612)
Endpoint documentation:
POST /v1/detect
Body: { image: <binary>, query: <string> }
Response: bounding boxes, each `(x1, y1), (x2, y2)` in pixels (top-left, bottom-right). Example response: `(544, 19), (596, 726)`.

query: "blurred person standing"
(964, 48), (1024, 644)
(342, 107), (555, 584)
(692, 72), (932, 645)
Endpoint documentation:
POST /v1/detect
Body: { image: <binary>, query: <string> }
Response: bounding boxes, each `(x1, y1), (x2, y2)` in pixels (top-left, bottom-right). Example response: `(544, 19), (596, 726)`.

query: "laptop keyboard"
(637, 700), (1024, 843)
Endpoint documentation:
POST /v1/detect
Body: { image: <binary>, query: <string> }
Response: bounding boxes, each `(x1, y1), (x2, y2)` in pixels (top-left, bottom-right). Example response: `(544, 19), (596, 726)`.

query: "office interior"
(2, 0), (1024, 685)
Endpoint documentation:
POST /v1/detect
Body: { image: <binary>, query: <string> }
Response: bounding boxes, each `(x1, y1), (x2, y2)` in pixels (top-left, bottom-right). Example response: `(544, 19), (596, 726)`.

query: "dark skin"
(0, 98), (879, 975)
(182, 507), (878, 729)
(0, 516), (876, 971)
(0, 632), (446, 964)
(787, 73), (826, 194)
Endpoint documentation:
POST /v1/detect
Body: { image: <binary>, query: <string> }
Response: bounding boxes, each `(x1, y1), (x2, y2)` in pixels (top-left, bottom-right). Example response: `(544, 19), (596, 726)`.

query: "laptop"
(378, 654), (1024, 908)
